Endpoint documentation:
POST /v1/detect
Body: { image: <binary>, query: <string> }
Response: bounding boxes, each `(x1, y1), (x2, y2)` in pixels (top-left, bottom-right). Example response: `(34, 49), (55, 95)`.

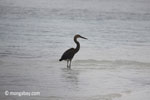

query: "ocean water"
(0, 0), (150, 100)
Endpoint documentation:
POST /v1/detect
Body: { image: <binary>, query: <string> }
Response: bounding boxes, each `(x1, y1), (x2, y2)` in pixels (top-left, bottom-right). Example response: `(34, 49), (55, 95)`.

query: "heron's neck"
(74, 38), (80, 53)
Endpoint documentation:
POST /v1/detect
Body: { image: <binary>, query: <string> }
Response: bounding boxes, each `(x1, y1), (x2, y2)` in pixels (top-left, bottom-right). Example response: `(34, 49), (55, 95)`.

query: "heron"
(59, 34), (87, 68)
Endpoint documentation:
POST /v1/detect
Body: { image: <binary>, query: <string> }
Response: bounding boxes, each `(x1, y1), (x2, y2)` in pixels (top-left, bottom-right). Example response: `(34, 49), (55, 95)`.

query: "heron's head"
(74, 34), (87, 40)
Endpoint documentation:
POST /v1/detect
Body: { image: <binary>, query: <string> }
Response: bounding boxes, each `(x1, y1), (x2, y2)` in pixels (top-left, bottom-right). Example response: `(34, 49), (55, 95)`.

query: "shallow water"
(0, 0), (150, 100)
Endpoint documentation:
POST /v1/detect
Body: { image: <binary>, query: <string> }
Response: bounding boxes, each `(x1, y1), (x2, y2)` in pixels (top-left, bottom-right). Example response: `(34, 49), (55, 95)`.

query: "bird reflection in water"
(61, 68), (79, 90)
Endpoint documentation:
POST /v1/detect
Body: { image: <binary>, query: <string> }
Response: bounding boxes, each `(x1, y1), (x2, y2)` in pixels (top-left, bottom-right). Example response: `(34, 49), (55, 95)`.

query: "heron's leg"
(68, 60), (71, 69)
(70, 60), (72, 67)
(67, 60), (69, 68)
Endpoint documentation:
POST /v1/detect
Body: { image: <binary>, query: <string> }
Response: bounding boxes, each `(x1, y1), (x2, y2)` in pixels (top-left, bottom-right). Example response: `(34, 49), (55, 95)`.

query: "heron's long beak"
(80, 36), (87, 40)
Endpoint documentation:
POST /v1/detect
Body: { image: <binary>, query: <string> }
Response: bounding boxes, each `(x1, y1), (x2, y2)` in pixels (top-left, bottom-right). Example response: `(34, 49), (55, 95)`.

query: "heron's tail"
(59, 58), (62, 61)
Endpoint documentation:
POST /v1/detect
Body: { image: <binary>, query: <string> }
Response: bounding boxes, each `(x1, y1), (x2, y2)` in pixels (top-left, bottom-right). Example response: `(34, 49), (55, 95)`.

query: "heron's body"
(59, 48), (75, 61)
(59, 34), (87, 68)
